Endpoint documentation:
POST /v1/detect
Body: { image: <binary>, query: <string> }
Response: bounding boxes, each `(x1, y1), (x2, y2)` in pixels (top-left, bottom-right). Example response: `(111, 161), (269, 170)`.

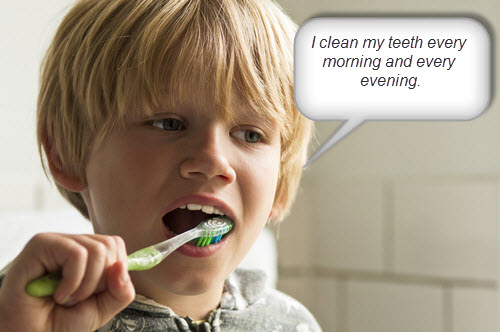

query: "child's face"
(81, 91), (281, 297)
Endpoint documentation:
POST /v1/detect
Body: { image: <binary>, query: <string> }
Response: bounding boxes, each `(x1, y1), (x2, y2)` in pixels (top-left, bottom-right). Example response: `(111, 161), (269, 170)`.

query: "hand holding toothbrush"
(0, 233), (136, 332)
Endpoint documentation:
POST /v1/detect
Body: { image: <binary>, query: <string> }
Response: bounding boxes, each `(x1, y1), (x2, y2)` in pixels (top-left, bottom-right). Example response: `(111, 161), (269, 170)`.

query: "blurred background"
(0, 0), (498, 331)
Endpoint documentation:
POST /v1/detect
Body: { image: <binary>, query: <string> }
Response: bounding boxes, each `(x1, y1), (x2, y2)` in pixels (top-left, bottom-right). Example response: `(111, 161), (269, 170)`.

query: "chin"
(155, 261), (227, 295)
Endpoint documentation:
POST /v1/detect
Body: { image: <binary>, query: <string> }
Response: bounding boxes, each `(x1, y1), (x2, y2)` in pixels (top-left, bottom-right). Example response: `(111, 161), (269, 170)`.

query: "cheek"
(85, 134), (175, 234)
(240, 148), (281, 221)
(231, 149), (280, 262)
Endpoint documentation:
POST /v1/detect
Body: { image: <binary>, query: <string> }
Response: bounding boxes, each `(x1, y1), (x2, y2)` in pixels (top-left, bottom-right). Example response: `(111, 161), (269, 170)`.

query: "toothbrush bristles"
(195, 218), (233, 247)
(196, 234), (225, 247)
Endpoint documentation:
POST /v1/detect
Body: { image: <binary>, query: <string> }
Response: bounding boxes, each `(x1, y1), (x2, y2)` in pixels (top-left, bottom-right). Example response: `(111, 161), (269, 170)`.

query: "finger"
(64, 235), (113, 305)
(90, 235), (128, 291)
(93, 261), (135, 329)
(113, 236), (128, 271)
(50, 239), (89, 305)
(88, 235), (128, 291)
(4, 233), (78, 297)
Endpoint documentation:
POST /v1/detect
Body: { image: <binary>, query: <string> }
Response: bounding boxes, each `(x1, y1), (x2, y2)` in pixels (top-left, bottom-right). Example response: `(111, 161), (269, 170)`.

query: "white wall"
(275, 0), (499, 331)
(0, 1), (73, 211)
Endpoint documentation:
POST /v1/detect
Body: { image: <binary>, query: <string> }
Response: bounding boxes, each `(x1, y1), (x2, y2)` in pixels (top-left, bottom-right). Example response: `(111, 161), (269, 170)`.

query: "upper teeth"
(179, 204), (225, 216)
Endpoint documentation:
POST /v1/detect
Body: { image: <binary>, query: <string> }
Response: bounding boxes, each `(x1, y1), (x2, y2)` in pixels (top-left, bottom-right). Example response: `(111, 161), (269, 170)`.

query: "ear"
(42, 132), (87, 192)
(268, 202), (283, 221)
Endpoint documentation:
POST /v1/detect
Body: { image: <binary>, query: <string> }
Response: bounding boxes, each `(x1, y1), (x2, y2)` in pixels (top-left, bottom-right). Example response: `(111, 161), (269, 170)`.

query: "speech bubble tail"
(304, 118), (364, 168)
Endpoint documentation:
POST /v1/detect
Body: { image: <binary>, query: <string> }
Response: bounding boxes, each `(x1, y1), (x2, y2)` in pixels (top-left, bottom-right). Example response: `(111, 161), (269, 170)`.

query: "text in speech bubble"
(294, 18), (491, 166)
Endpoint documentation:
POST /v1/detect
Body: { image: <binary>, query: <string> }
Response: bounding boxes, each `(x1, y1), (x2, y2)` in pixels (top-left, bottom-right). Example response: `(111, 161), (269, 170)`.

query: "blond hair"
(37, 0), (313, 221)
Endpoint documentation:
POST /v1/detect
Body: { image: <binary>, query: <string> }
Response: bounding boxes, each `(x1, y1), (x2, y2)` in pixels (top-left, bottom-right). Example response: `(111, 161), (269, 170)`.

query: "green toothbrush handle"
(26, 246), (163, 297)
(26, 271), (62, 297)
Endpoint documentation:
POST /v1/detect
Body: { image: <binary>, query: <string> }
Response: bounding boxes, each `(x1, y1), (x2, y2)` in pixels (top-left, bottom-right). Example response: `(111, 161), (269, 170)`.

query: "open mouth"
(162, 205), (232, 245)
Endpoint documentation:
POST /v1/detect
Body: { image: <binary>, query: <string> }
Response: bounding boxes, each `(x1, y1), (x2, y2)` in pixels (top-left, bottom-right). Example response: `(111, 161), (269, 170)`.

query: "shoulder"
(222, 269), (322, 331)
(260, 288), (322, 331)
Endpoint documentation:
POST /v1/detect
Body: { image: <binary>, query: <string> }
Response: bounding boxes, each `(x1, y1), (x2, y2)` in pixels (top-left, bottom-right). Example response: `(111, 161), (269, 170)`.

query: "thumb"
(94, 261), (135, 327)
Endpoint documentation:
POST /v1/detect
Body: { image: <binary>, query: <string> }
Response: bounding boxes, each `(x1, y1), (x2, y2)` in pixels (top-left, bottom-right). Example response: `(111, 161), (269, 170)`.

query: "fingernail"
(60, 295), (70, 304)
(61, 295), (75, 306)
(66, 300), (77, 306)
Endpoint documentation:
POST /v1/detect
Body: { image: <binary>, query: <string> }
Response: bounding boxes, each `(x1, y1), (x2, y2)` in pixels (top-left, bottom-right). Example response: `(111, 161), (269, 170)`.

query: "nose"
(179, 125), (236, 185)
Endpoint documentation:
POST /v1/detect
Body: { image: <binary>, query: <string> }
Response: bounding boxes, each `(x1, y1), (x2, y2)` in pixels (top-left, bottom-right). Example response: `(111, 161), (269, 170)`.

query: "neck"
(130, 273), (225, 321)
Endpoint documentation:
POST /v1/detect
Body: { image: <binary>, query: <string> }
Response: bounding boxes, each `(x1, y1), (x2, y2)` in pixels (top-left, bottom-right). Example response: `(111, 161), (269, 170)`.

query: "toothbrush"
(25, 216), (233, 297)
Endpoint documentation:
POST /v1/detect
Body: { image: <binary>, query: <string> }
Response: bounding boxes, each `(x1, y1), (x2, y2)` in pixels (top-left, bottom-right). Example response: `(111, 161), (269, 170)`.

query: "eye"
(232, 129), (262, 143)
(151, 118), (183, 131)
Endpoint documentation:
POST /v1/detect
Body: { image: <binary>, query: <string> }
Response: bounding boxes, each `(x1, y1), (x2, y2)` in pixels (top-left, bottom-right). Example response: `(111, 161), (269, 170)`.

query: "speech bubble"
(294, 18), (491, 167)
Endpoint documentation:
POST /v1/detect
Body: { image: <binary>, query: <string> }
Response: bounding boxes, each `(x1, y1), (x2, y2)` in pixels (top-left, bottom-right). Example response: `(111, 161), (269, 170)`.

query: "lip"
(161, 193), (237, 224)
(161, 222), (230, 257)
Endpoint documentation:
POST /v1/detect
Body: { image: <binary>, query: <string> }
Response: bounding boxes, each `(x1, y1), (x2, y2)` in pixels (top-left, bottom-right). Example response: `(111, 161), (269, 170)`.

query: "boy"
(0, 0), (320, 330)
